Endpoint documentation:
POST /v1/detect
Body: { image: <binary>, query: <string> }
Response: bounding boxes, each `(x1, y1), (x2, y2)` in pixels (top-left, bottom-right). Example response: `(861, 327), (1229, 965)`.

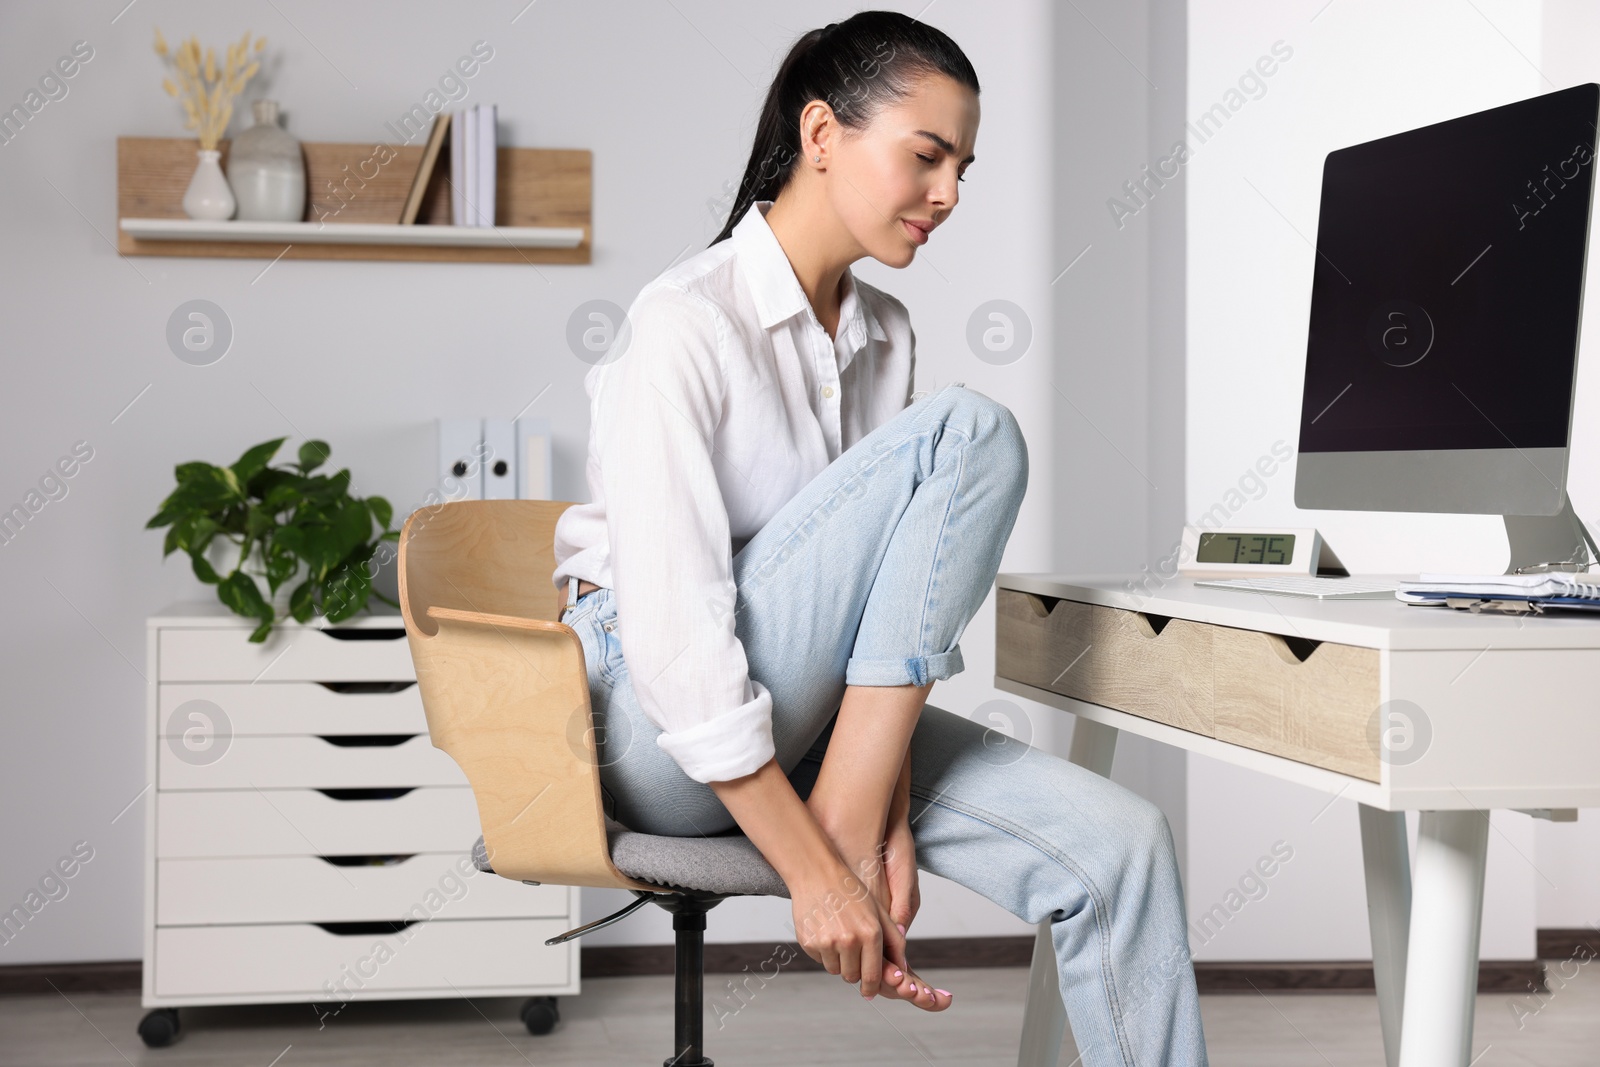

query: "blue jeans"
(562, 384), (1208, 1065)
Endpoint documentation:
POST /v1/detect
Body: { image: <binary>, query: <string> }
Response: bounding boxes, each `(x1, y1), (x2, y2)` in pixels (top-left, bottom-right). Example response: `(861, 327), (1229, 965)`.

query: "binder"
(515, 417), (553, 499)
(482, 418), (518, 500)
(437, 417), (483, 500)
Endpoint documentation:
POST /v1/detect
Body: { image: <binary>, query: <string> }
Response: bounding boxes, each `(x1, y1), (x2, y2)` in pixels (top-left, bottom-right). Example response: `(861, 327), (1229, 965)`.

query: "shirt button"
(822, 386), (835, 399)
(603, 623), (614, 632)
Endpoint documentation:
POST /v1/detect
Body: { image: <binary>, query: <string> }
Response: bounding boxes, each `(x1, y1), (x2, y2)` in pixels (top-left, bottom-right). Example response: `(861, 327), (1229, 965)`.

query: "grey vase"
(226, 99), (306, 222)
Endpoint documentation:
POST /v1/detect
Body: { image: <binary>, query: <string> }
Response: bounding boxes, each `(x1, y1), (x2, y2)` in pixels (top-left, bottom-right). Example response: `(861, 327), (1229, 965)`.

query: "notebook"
(1396, 572), (1600, 614)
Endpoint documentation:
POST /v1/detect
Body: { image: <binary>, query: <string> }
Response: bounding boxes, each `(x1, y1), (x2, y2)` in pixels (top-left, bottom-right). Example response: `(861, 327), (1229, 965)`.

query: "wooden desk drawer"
(1210, 626), (1380, 782)
(159, 682), (426, 736)
(158, 625), (414, 682)
(996, 589), (1213, 734)
(157, 787), (480, 858)
(152, 918), (570, 997)
(996, 588), (1382, 783)
(158, 734), (465, 790)
(156, 855), (569, 924)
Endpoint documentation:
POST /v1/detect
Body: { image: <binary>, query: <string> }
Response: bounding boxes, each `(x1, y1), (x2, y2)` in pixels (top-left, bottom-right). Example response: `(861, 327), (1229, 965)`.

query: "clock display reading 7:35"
(1195, 532), (1296, 565)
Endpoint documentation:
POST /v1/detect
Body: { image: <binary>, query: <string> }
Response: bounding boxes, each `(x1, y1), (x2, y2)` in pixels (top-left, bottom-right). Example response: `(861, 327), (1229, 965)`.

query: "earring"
(813, 155), (821, 162)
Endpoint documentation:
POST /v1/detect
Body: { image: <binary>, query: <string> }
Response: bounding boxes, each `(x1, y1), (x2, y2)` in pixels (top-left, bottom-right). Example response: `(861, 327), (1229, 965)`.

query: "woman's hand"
(808, 812), (950, 1011)
(788, 853), (906, 1001)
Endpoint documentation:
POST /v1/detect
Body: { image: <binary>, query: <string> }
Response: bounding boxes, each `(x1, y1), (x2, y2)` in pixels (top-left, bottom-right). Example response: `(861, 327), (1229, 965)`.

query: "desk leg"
(1397, 810), (1490, 1067)
(1017, 718), (1120, 1067)
(1359, 805), (1411, 1067)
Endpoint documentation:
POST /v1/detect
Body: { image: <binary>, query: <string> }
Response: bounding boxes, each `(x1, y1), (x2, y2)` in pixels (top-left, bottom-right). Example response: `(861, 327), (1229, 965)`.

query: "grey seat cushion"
(471, 818), (789, 898)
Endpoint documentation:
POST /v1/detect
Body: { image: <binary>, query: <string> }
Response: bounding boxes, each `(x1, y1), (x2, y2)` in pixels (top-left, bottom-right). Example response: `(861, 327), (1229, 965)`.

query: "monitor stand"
(1503, 497), (1599, 574)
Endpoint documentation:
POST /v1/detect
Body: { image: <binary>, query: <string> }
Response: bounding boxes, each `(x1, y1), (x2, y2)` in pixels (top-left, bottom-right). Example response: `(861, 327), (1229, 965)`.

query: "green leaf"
(274, 523), (304, 546)
(335, 499), (372, 556)
(248, 618), (274, 644)
(217, 570), (272, 625)
(367, 495), (393, 532)
(288, 579), (314, 624)
(163, 525), (181, 557)
(323, 565), (370, 624)
(230, 438), (286, 485)
(297, 440), (331, 473)
(190, 551), (222, 585)
(245, 505), (276, 540)
(265, 545), (297, 592)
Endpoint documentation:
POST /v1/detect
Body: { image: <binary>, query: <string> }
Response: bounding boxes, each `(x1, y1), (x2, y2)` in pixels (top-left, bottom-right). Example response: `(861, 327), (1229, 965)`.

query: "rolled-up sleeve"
(592, 286), (776, 784)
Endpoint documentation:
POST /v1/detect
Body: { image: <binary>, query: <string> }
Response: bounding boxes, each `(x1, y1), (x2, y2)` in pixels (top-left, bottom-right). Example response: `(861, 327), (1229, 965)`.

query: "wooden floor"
(2, 958), (1594, 1065)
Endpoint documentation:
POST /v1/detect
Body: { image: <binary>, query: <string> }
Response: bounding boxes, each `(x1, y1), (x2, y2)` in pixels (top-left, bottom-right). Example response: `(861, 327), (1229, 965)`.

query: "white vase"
(183, 148), (236, 220)
(226, 100), (306, 221)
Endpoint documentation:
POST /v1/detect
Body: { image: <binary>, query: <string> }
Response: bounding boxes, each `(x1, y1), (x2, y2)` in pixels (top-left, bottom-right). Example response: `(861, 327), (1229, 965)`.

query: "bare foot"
(868, 963), (952, 1011)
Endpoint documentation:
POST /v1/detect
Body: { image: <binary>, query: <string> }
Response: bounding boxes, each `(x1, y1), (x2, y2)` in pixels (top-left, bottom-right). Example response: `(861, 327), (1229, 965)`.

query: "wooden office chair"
(398, 499), (787, 1065)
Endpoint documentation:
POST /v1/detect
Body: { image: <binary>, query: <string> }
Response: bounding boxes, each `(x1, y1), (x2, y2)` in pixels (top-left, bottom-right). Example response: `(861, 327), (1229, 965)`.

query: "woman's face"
(826, 72), (979, 269)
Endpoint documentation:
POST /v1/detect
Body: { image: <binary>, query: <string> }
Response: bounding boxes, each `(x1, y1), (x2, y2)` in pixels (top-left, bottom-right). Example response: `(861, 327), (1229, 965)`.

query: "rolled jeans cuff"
(844, 646), (964, 687)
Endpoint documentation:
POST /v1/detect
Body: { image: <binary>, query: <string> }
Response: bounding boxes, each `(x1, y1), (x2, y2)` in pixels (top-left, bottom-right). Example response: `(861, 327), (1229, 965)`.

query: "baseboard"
(1190, 958), (1545, 995)
(1536, 925), (1600, 962)
(581, 937), (1545, 994)
(0, 959), (141, 996)
(0, 936), (1556, 997)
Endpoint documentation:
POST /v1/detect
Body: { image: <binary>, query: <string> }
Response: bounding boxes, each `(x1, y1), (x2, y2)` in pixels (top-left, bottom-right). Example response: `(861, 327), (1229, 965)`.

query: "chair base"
(650, 890), (728, 1067)
(551, 887), (729, 1066)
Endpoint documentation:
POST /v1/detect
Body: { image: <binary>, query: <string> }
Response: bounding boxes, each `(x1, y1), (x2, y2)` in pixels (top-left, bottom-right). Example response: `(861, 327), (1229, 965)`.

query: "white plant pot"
(183, 148), (237, 221)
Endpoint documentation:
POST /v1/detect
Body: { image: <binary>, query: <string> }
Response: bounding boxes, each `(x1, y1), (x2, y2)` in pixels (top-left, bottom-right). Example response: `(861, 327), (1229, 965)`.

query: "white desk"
(993, 573), (1597, 1067)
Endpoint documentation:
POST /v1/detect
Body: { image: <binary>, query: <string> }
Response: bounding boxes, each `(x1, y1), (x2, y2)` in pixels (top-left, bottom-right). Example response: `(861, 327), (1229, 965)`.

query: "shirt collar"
(732, 201), (889, 367)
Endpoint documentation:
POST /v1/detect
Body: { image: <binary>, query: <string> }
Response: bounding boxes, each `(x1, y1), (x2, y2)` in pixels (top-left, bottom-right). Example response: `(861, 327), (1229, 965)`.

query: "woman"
(551, 10), (1208, 1063)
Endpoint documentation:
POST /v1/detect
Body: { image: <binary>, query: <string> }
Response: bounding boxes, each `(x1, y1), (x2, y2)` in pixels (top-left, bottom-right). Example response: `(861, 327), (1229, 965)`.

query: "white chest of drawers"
(141, 603), (578, 1041)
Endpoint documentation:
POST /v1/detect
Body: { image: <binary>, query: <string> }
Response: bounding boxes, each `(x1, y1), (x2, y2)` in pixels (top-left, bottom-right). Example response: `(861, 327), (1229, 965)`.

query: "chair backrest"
(399, 499), (567, 634)
(398, 499), (660, 892)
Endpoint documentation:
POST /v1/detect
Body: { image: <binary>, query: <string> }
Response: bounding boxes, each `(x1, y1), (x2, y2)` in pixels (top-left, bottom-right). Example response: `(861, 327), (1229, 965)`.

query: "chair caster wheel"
(138, 1008), (181, 1048)
(520, 995), (559, 1035)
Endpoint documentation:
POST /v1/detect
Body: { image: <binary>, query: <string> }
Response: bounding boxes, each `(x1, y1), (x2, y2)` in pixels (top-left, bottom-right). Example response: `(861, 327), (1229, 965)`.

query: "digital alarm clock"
(1175, 525), (1345, 579)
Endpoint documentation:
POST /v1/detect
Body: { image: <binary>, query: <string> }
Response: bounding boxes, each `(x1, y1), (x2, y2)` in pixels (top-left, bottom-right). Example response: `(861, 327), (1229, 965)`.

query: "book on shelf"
(398, 113), (450, 225)
(450, 109), (467, 226)
(403, 105), (500, 227)
(476, 102), (498, 226)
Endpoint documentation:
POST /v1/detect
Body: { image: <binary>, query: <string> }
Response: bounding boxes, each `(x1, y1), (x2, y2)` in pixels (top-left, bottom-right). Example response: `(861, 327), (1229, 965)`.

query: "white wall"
(1183, 0), (1597, 961)
(0, 0), (1079, 962)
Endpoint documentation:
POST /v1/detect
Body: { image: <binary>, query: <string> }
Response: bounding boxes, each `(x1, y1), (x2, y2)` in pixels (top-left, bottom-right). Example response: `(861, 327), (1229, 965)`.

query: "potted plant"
(147, 437), (399, 642)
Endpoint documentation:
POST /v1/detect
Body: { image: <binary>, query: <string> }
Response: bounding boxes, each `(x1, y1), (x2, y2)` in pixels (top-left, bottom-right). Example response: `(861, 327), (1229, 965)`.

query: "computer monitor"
(1293, 83), (1600, 571)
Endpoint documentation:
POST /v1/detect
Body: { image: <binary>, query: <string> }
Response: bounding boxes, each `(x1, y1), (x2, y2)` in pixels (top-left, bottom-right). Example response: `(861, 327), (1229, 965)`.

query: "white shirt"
(551, 201), (918, 784)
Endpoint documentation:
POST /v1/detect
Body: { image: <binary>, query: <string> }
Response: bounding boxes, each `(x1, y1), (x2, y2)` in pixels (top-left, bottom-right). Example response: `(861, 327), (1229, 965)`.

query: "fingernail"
(896, 923), (906, 936)
(935, 988), (951, 996)
(909, 982), (917, 992)
(892, 969), (902, 978)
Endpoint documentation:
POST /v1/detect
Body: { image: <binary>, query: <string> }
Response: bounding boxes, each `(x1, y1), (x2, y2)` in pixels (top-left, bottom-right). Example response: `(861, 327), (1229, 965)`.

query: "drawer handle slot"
(321, 628), (407, 642)
(318, 854), (416, 867)
(317, 681), (416, 694)
(1132, 612), (1172, 637)
(1019, 592), (1063, 617)
(314, 920), (420, 936)
(1267, 633), (1322, 663)
(317, 787), (416, 800)
(317, 734), (416, 748)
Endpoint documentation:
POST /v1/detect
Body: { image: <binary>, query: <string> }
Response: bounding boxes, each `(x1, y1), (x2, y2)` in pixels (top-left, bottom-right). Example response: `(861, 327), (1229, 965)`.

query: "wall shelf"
(119, 217), (585, 248)
(116, 136), (592, 264)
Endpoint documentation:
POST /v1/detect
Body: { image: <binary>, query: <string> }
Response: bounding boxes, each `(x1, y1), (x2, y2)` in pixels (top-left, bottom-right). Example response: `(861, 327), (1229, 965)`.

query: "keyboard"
(1193, 575), (1399, 599)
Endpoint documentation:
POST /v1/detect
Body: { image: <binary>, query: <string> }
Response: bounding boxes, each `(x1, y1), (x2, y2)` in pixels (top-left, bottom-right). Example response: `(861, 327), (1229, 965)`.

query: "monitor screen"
(1297, 83), (1599, 455)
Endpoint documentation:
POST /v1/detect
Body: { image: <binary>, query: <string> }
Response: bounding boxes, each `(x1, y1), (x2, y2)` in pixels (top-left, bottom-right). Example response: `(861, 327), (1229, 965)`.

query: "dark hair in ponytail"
(709, 10), (979, 246)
